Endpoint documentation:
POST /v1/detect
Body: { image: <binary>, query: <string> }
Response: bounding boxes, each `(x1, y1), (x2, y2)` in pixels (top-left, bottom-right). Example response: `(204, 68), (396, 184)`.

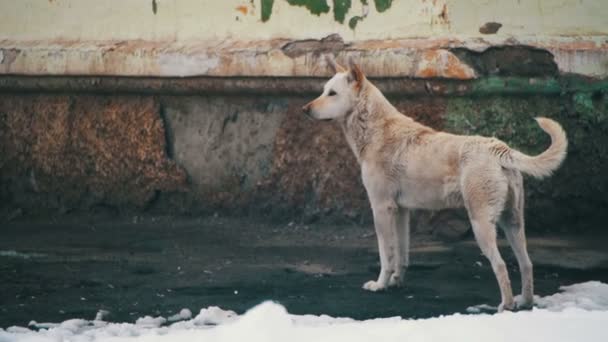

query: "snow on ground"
(2, 281), (608, 342)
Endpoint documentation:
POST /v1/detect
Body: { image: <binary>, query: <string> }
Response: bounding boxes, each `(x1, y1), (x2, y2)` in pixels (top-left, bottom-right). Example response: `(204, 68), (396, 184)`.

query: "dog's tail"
(497, 117), (568, 179)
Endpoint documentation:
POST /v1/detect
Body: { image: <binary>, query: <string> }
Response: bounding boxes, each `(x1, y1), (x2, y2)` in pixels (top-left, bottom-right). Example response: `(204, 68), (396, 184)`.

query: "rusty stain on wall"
(236, 5), (249, 15)
(415, 49), (476, 79)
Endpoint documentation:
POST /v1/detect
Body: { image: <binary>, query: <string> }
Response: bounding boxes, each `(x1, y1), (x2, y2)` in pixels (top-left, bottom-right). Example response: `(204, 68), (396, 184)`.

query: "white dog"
(302, 58), (567, 311)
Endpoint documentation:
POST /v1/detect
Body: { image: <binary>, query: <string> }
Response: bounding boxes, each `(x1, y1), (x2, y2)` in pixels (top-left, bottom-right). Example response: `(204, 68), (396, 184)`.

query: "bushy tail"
(499, 117), (568, 179)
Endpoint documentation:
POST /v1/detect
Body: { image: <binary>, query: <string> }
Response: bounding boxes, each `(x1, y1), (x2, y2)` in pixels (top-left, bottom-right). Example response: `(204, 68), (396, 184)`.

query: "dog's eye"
(328, 90), (337, 96)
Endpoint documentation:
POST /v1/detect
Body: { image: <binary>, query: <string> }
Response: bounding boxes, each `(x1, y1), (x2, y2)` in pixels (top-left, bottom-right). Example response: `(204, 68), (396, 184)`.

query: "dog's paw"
(515, 300), (534, 311)
(497, 301), (515, 312)
(362, 280), (386, 292)
(388, 273), (404, 288)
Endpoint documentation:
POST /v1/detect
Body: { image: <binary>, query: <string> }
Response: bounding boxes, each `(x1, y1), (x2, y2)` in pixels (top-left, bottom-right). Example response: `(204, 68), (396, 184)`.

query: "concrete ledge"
(1, 36), (607, 79)
(1, 75), (606, 96)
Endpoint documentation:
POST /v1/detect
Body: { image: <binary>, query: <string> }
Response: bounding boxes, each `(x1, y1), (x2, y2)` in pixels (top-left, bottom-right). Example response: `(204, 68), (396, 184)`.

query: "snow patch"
(191, 306), (237, 326)
(467, 281), (608, 313)
(135, 316), (166, 328)
(167, 309), (192, 322)
(536, 281), (608, 311)
(1, 282), (608, 342)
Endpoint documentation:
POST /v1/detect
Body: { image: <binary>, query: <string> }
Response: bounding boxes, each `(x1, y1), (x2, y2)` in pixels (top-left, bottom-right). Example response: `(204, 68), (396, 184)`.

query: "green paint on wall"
(373, 0), (392, 12)
(260, 0), (393, 29)
(286, 0), (330, 16)
(333, 0), (351, 23)
(348, 15), (364, 29)
(261, 0), (274, 22)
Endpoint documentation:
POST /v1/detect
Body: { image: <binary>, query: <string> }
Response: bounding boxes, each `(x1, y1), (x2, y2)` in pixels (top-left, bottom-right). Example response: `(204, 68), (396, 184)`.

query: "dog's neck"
(338, 79), (400, 163)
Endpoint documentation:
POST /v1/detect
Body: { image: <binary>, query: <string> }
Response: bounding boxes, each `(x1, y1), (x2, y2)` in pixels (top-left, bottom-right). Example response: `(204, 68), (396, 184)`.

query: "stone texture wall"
(2, 87), (606, 235)
(0, 95), (187, 214)
(1, 1), (607, 238)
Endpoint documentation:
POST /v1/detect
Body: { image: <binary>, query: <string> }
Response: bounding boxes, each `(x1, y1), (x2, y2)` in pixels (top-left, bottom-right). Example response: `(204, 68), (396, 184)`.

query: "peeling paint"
(286, 0), (330, 16)
(0, 48), (18, 67)
(236, 5), (249, 15)
(415, 49), (477, 79)
(0, 38), (605, 79)
(348, 1), (369, 29)
(451, 46), (558, 77)
(333, 0), (351, 23)
(373, 0), (392, 12)
(261, 0), (274, 21)
(260, 0), (384, 30)
(3, 0), (608, 41)
(348, 16), (362, 29)
(438, 3), (448, 22)
(157, 53), (220, 77)
(281, 34), (347, 58)
(479, 22), (502, 34)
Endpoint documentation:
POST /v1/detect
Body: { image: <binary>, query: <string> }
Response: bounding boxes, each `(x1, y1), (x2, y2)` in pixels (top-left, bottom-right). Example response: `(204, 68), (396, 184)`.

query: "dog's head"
(302, 57), (365, 121)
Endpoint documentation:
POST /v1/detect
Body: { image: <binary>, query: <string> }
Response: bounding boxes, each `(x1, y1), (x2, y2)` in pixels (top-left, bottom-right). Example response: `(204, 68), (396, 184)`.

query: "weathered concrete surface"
(0, 95), (187, 213)
(1, 89), (608, 234)
(162, 96), (286, 194)
(2, 0), (605, 79)
(1, 37), (607, 78)
(1, 10), (607, 231)
(2, 1), (607, 41)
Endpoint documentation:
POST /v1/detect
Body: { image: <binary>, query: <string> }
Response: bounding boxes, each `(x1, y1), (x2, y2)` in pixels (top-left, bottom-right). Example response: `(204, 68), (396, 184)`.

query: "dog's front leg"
(363, 199), (397, 292)
(388, 207), (410, 287)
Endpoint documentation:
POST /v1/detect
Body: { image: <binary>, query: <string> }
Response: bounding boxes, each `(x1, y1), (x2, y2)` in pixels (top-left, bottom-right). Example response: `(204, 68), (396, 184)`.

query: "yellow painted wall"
(1, 0), (607, 42)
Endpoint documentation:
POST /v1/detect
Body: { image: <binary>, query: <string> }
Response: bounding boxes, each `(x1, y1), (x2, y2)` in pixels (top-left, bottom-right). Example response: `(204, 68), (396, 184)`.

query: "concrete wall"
(1, 1), (607, 78)
(1, 1), (607, 234)
(3, 0), (607, 41)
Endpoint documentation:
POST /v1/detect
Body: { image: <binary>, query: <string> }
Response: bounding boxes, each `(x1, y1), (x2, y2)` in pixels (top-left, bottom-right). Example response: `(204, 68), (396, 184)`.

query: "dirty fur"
(302, 57), (568, 311)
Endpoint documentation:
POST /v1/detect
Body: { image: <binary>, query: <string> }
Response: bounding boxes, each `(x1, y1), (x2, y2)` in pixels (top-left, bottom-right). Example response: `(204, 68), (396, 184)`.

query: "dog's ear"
(326, 55), (346, 74)
(347, 57), (364, 87)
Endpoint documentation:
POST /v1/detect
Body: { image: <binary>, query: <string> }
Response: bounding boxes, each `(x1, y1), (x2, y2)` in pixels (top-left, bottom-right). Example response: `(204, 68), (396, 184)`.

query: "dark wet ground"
(1, 214), (608, 327)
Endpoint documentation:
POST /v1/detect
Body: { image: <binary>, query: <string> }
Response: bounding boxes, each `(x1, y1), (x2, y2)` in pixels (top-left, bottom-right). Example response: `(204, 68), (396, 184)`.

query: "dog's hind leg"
(462, 165), (514, 311)
(470, 218), (514, 311)
(389, 207), (410, 287)
(500, 173), (534, 309)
